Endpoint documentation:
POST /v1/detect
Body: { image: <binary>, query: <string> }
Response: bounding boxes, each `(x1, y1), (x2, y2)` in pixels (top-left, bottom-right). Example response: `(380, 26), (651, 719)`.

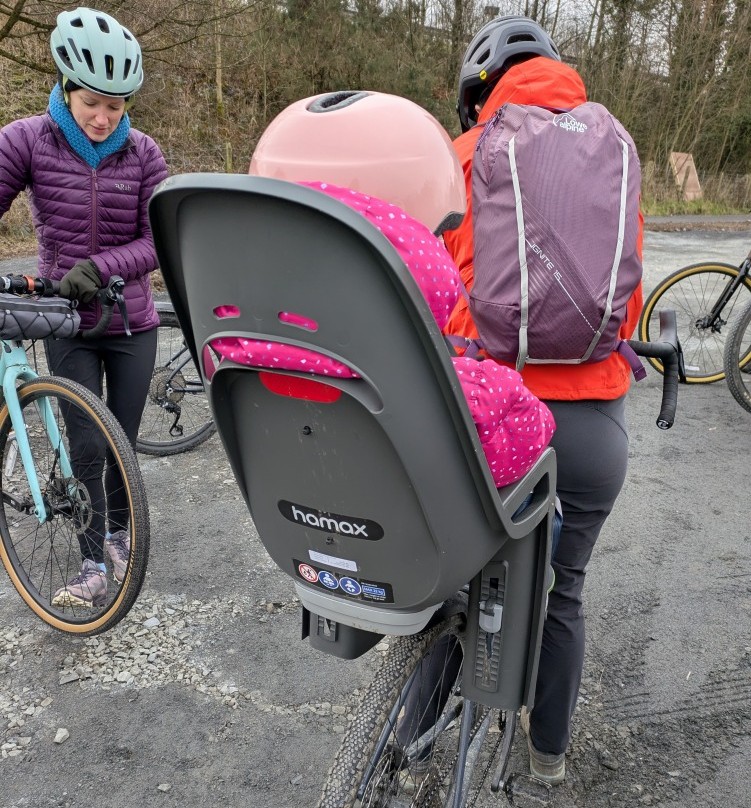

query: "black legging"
(45, 329), (157, 562)
(530, 396), (629, 755)
(394, 496), (561, 757)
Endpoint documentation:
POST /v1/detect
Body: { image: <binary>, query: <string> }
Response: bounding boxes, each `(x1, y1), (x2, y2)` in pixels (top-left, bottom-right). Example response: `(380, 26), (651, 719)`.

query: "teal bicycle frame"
(0, 339), (75, 524)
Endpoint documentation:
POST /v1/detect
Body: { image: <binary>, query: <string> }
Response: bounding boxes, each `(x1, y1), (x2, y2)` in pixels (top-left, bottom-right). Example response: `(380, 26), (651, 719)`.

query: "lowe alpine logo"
(554, 113), (588, 133)
(279, 500), (384, 540)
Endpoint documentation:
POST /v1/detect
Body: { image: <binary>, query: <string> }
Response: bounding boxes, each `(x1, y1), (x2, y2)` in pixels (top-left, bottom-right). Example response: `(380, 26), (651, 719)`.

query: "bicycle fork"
(698, 256), (751, 332)
(2, 363), (76, 524)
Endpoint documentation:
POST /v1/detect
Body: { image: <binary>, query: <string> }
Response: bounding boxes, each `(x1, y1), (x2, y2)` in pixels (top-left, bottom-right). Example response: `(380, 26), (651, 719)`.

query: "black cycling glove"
(59, 259), (102, 304)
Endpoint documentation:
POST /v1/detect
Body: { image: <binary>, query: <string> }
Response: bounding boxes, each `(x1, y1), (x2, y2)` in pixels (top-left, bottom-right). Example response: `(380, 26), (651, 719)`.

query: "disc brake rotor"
(46, 477), (93, 531)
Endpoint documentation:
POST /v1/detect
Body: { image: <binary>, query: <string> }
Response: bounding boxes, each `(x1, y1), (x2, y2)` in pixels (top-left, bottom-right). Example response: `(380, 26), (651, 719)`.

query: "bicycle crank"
(503, 773), (551, 805)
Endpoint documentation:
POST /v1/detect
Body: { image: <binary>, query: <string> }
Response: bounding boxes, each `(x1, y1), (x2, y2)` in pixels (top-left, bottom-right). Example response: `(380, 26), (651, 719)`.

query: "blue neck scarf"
(48, 84), (130, 168)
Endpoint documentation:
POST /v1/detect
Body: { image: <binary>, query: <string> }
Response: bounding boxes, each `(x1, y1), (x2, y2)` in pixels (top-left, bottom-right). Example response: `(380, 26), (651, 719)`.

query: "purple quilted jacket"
(0, 112), (168, 334)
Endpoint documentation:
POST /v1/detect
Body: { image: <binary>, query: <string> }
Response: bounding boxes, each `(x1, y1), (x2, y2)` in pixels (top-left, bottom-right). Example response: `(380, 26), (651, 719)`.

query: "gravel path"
(1, 230), (750, 808)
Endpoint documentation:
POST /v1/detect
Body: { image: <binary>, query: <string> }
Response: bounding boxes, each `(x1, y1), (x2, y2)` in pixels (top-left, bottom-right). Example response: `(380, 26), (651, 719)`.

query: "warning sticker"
(298, 563), (318, 583)
(293, 559), (393, 603)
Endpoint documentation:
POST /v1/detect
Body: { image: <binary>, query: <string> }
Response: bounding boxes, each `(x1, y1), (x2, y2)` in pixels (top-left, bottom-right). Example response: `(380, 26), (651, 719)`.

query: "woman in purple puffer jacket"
(0, 7), (167, 608)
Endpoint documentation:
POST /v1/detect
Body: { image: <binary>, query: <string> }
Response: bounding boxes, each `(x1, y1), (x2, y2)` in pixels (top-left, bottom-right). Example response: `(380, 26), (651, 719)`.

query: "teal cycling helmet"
(50, 7), (143, 97)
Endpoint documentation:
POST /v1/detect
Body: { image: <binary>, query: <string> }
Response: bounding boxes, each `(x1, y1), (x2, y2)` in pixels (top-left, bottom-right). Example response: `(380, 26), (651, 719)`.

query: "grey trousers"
(530, 396), (629, 755)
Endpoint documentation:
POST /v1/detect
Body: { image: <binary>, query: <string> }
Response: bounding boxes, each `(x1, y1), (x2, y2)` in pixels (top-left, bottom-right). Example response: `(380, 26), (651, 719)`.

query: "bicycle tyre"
(136, 308), (215, 456)
(724, 297), (751, 413)
(319, 614), (475, 808)
(638, 262), (751, 383)
(0, 376), (150, 635)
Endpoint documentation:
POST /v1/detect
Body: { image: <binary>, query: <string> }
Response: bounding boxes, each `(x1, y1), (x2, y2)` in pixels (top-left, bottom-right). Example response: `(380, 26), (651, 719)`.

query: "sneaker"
(52, 559), (107, 607)
(105, 530), (130, 584)
(519, 707), (566, 785)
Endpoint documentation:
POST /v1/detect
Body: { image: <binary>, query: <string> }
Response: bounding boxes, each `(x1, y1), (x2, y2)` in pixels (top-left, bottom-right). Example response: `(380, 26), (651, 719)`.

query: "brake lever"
(100, 276), (131, 336)
(115, 290), (131, 336)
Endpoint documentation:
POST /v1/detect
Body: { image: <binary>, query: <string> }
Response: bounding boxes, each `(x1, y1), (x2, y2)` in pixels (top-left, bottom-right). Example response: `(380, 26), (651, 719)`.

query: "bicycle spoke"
(319, 615), (492, 808)
(640, 264), (751, 382)
(0, 377), (149, 634)
(137, 309), (215, 455)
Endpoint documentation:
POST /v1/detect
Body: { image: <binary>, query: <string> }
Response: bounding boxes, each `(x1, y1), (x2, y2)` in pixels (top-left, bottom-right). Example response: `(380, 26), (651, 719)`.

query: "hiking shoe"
(52, 559), (107, 608)
(398, 757), (431, 796)
(105, 530), (130, 584)
(519, 707), (566, 785)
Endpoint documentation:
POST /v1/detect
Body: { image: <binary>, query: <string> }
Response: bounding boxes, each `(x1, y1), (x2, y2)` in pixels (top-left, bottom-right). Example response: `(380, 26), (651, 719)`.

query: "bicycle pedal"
(503, 772), (552, 805)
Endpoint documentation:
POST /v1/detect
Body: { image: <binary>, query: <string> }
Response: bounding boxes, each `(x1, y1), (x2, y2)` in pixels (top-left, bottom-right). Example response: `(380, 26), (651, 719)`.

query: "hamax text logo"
(554, 113), (588, 133)
(279, 500), (384, 540)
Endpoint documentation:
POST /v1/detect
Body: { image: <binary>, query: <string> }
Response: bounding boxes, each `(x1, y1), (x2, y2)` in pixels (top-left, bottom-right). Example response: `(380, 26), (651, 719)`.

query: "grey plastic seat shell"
(148, 174), (555, 638)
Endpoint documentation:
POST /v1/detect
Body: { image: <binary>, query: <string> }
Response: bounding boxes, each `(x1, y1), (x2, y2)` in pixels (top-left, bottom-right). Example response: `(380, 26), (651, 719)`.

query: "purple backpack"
(470, 101), (644, 376)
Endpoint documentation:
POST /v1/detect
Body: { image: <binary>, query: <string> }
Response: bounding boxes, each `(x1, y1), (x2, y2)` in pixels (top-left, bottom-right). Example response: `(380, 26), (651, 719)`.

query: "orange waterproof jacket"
(443, 57), (644, 401)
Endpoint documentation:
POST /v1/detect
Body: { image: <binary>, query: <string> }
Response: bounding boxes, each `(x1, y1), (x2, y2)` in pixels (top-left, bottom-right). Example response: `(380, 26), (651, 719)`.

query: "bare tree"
(1, 0), (749, 179)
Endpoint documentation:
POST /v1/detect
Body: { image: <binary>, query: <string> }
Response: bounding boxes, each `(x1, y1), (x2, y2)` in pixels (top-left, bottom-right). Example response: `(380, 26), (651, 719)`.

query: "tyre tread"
(0, 376), (149, 635)
(318, 615), (464, 808)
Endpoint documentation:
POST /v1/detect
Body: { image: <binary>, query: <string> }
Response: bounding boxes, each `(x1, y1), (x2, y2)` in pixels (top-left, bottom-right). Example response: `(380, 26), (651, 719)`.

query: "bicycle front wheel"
(137, 308), (215, 456)
(0, 376), (150, 635)
(319, 614), (487, 808)
(724, 298), (751, 413)
(639, 262), (751, 383)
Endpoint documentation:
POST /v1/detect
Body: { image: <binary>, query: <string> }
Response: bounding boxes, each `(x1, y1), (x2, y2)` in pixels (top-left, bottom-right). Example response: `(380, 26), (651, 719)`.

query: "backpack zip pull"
(475, 107), (504, 153)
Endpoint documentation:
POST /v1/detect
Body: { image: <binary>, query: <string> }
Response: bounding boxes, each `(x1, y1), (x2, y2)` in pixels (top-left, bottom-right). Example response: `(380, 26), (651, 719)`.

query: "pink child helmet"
(249, 90), (466, 235)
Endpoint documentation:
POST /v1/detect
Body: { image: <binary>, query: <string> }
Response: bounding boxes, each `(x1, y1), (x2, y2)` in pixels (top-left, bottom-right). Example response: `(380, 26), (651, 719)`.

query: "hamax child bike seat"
(149, 174), (556, 709)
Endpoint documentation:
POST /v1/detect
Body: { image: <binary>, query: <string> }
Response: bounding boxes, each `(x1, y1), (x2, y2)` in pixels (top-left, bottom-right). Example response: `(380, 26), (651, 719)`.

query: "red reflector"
(259, 372), (341, 403)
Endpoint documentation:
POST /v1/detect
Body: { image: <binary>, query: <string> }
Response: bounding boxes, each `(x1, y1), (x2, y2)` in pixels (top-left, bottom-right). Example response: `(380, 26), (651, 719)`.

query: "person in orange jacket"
(444, 16), (645, 785)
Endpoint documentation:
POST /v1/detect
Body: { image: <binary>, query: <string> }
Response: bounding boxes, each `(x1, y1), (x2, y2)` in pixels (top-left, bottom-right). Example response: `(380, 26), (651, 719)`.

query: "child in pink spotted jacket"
(212, 91), (555, 490)
(212, 181), (554, 488)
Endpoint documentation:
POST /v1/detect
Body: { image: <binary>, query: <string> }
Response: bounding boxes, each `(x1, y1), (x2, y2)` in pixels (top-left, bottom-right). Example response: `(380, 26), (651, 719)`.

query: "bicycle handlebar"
(0, 274), (130, 339)
(84, 277), (131, 338)
(627, 309), (685, 430)
(0, 274), (60, 297)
